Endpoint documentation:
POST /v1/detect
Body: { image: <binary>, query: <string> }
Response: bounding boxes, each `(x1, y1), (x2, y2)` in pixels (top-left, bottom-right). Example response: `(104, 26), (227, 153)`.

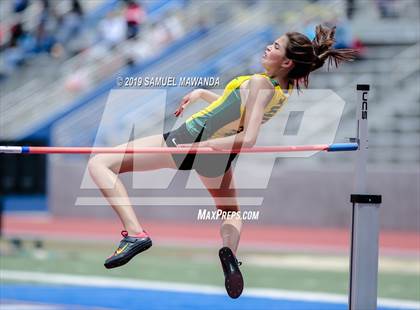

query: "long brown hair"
(286, 24), (357, 90)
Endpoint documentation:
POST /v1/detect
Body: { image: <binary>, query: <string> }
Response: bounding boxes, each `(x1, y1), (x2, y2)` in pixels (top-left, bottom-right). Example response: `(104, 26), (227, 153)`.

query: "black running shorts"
(163, 123), (238, 178)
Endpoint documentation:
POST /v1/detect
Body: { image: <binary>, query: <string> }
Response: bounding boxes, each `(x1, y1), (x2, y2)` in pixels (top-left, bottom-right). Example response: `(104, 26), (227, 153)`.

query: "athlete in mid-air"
(88, 25), (356, 298)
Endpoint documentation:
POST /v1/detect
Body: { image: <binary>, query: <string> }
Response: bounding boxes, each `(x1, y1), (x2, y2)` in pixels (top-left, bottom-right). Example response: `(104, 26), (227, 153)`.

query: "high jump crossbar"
(0, 85), (381, 309)
(0, 143), (358, 154)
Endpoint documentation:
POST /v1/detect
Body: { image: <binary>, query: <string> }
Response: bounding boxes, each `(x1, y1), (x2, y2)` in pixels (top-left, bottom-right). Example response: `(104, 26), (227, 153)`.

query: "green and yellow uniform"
(185, 73), (293, 140)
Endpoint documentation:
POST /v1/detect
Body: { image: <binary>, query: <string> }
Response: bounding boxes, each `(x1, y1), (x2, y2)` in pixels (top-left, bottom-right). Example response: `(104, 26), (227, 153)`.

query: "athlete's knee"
(216, 204), (239, 212)
(88, 155), (110, 175)
(212, 187), (236, 198)
(212, 190), (238, 212)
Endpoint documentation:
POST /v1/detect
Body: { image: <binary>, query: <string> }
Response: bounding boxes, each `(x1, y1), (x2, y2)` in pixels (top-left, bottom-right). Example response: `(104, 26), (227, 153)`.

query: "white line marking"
(75, 197), (264, 206)
(244, 254), (420, 274)
(1, 270), (419, 309)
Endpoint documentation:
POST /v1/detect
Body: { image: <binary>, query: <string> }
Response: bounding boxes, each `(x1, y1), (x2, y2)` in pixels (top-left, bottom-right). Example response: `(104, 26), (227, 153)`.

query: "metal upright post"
(349, 84), (382, 310)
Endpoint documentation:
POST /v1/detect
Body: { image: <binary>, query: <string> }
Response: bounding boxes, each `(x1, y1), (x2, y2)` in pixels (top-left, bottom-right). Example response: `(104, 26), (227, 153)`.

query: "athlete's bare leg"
(88, 134), (177, 235)
(198, 168), (242, 254)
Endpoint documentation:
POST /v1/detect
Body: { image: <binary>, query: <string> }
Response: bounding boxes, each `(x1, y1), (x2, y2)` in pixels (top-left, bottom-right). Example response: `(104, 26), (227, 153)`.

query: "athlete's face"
(262, 35), (294, 73)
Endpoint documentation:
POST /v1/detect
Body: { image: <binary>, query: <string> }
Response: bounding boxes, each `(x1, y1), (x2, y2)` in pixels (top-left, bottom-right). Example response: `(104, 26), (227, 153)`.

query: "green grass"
(1, 239), (418, 301)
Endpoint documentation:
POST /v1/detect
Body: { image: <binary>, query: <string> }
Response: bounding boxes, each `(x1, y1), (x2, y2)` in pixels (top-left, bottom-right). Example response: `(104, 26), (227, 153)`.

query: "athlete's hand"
(177, 141), (229, 153)
(177, 141), (209, 148)
(206, 141), (226, 151)
(174, 89), (202, 117)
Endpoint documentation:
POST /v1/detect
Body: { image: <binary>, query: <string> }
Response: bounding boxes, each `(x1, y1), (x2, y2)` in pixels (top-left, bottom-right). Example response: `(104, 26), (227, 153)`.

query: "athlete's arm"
(236, 75), (275, 147)
(199, 89), (220, 103)
(179, 76), (274, 150)
(174, 89), (220, 117)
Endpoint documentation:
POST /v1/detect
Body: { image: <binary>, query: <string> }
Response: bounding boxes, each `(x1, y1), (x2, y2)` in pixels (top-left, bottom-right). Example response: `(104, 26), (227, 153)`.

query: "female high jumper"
(88, 25), (356, 299)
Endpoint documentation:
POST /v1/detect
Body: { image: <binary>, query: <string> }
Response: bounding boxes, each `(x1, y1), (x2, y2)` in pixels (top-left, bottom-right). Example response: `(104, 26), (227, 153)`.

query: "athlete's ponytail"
(286, 24), (357, 89)
(311, 25), (356, 71)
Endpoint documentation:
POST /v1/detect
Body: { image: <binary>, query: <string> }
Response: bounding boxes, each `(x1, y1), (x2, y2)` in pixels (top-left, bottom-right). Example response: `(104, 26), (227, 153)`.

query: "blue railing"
(20, 27), (209, 142)
(55, 27), (274, 148)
